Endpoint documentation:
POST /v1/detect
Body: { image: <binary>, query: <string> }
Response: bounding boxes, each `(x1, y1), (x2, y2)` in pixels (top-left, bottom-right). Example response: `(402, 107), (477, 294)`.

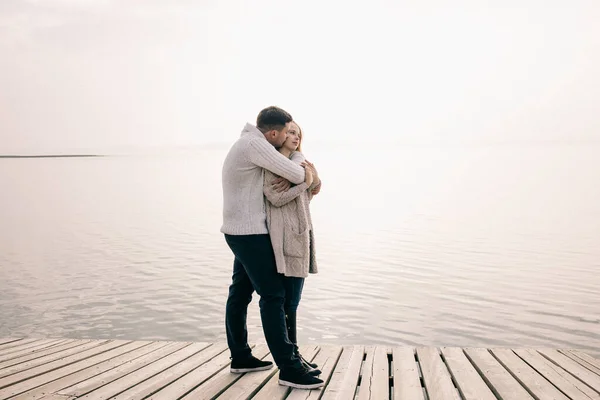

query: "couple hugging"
(220, 106), (324, 389)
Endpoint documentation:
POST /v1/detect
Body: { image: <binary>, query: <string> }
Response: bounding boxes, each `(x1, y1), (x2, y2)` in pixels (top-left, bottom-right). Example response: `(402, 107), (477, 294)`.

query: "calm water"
(1, 144), (599, 356)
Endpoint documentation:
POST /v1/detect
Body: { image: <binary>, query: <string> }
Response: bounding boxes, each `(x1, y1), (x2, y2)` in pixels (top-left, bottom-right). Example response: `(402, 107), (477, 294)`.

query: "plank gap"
(423, 386), (430, 400)
(488, 348), (543, 400)
(319, 346), (345, 399)
(536, 349), (600, 394)
(415, 351), (425, 387)
(558, 349), (600, 376)
(439, 350), (459, 390)
(355, 352), (364, 398)
(414, 347), (430, 400)
(388, 351), (393, 400)
(511, 349), (576, 400)
(462, 348), (503, 400)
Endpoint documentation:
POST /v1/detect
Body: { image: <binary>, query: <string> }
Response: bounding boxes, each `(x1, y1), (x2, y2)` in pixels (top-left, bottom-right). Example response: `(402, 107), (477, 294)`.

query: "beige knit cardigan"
(263, 151), (318, 278)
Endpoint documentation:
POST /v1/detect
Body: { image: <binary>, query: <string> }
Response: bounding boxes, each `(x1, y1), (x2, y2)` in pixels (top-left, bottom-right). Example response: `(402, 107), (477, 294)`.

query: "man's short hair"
(256, 106), (293, 134)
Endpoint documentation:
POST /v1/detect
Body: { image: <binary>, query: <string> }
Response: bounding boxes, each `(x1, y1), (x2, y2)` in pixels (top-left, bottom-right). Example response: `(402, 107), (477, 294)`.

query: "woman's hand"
(302, 161), (320, 183)
(303, 164), (314, 187)
(301, 160), (320, 195)
(311, 182), (322, 195)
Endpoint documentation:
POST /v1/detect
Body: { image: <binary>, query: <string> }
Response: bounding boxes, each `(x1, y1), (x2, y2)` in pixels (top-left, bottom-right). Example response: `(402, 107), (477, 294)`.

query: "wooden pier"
(0, 337), (598, 399)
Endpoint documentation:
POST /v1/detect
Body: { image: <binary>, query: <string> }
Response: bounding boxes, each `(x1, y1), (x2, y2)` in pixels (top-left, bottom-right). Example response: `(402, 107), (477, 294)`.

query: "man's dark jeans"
(224, 233), (300, 369)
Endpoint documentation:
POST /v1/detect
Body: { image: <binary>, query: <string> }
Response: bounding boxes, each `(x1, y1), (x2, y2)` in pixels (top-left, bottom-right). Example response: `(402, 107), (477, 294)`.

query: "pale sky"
(1, 0), (599, 154)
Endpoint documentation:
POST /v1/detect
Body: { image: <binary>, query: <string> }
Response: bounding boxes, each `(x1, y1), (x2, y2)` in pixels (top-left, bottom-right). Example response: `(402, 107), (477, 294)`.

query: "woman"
(263, 121), (321, 373)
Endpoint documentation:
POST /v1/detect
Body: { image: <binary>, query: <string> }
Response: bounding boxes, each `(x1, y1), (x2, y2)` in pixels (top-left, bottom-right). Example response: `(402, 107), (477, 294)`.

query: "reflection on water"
(1, 144), (599, 356)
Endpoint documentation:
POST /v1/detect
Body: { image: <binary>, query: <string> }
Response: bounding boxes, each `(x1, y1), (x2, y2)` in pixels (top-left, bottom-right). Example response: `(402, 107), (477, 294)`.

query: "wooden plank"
(0, 338), (23, 347)
(560, 350), (600, 376)
(0, 340), (87, 375)
(0, 339), (44, 354)
(178, 344), (270, 400)
(0, 340), (112, 384)
(538, 349), (600, 392)
(321, 345), (364, 400)
(74, 342), (209, 399)
(355, 345), (390, 400)
(491, 348), (569, 400)
(56, 341), (189, 397)
(568, 351), (600, 370)
(514, 349), (600, 400)
(0, 340), (127, 391)
(111, 343), (229, 400)
(287, 345), (344, 400)
(0, 339), (68, 363)
(0, 339), (68, 357)
(252, 345), (320, 400)
(464, 348), (534, 400)
(0, 340), (155, 399)
(391, 347), (425, 400)
(417, 347), (460, 400)
(0, 339), (61, 359)
(441, 347), (496, 400)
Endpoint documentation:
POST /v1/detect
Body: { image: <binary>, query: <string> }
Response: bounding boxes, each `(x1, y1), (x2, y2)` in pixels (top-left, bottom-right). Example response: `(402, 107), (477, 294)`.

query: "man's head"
(256, 106), (293, 148)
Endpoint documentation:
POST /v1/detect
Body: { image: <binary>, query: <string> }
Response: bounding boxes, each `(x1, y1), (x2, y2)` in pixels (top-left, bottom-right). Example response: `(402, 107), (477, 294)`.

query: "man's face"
(270, 122), (291, 148)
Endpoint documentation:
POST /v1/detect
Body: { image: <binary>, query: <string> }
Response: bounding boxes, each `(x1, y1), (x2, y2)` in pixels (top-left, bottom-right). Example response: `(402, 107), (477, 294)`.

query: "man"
(221, 106), (324, 389)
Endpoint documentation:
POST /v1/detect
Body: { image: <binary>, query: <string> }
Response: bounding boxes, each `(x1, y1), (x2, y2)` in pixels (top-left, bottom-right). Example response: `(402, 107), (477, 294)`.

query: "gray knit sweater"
(221, 123), (306, 235)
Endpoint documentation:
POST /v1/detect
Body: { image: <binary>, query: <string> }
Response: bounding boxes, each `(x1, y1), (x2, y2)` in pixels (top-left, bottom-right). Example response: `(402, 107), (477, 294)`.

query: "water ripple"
(1, 149), (599, 357)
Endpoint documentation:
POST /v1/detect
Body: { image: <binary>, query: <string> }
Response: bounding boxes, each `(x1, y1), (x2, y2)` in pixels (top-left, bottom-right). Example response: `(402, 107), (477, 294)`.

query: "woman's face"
(282, 122), (301, 152)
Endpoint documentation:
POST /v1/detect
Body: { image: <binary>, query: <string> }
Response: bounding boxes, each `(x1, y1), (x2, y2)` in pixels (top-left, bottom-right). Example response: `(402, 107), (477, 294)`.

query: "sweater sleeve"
(290, 151), (306, 164)
(264, 170), (309, 207)
(247, 139), (305, 184)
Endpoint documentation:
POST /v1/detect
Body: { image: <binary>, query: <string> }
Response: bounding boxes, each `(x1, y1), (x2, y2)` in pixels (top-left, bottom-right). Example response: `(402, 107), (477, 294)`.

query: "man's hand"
(271, 177), (291, 193)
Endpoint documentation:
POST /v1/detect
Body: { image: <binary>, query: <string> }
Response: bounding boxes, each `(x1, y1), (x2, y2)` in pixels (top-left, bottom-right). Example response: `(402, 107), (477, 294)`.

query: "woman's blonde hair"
(292, 121), (303, 152)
